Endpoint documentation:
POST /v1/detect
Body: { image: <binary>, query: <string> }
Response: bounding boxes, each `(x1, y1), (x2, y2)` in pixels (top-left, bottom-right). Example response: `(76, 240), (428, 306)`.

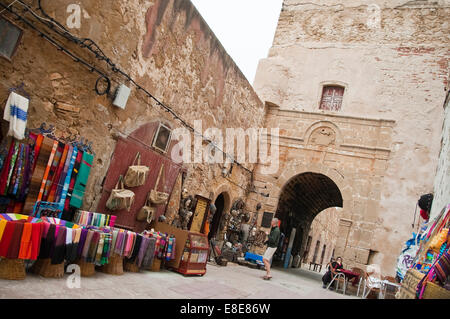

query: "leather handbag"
(124, 152), (149, 188)
(136, 199), (156, 223)
(148, 164), (169, 205)
(106, 175), (135, 211)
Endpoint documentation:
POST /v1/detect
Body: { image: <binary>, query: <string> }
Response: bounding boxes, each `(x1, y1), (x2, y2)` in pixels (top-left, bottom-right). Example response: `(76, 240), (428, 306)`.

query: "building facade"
(253, 0), (449, 274)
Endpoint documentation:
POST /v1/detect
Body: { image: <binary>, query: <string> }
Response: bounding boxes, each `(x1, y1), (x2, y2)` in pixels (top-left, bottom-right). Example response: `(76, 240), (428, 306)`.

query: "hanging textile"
(69, 151), (94, 209)
(23, 137), (55, 213)
(42, 142), (64, 202)
(64, 150), (83, 213)
(3, 91), (29, 140)
(47, 144), (69, 202)
(54, 145), (73, 204)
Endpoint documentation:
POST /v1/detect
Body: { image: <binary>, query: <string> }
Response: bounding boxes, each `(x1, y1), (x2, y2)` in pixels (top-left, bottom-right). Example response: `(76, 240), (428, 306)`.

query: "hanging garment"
(68, 228), (81, 263)
(3, 141), (19, 196)
(141, 237), (156, 268)
(18, 133), (37, 201)
(87, 231), (100, 263)
(111, 229), (118, 255)
(47, 144), (69, 202)
(81, 230), (94, 260)
(77, 228), (88, 259)
(128, 234), (143, 263)
(101, 232), (112, 265)
(39, 223), (56, 259)
(59, 147), (77, 207)
(0, 137), (12, 173)
(30, 222), (42, 260)
(69, 151), (93, 209)
(64, 150), (83, 212)
(64, 227), (73, 263)
(0, 140), (15, 195)
(8, 143), (24, 196)
(42, 142), (64, 202)
(137, 236), (150, 268)
(0, 221), (16, 257)
(36, 140), (58, 202)
(0, 218), (7, 242)
(115, 230), (126, 256)
(3, 92), (29, 140)
(18, 222), (32, 259)
(94, 232), (105, 265)
(54, 145), (73, 203)
(6, 221), (24, 259)
(51, 225), (67, 264)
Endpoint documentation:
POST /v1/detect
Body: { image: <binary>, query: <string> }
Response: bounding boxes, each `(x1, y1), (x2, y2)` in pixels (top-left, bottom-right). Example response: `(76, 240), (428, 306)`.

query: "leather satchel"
(148, 164), (169, 205)
(106, 175), (135, 212)
(136, 199), (156, 223)
(124, 152), (149, 188)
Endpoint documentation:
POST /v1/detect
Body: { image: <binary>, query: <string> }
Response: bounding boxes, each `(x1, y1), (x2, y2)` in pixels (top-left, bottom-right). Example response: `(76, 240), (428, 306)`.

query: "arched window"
(319, 85), (345, 111)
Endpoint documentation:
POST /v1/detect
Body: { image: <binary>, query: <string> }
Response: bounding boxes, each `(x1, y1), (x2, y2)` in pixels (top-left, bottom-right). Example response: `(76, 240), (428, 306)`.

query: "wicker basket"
(422, 282), (450, 299)
(150, 258), (161, 272)
(32, 258), (64, 278)
(124, 259), (140, 273)
(76, 259), (96, 277)
(0, 258), (26, 280)
(99, 254), (124, 275)
(396, 269), (425, 299)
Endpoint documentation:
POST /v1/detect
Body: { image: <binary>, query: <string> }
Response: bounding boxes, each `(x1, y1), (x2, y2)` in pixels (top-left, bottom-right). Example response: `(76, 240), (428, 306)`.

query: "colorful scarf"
(64, 150), (83, 212)
(69, 151), (94, 209)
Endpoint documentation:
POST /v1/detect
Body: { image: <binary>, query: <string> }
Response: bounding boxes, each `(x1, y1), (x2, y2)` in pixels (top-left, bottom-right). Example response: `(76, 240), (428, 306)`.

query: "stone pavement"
(0, 262), (357, 299)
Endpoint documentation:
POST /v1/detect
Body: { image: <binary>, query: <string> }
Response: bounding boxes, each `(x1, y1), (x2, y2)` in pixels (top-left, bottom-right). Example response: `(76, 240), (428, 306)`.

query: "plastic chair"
(326, 272), (347, 295)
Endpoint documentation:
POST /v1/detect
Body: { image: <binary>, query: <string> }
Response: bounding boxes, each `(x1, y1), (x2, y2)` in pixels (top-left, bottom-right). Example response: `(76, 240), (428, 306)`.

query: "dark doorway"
(209, 193), (225, 240)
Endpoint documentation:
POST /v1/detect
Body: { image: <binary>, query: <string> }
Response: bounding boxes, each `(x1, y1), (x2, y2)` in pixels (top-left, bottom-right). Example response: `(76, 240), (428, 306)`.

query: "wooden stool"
(124, 259), (140, 273)
(150, 258), (161, 272)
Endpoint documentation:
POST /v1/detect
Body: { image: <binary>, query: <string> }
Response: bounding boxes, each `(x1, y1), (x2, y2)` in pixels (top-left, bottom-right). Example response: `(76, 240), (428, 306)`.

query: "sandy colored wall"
(253, 0), (449, 274)
(0, 0), (265, 228)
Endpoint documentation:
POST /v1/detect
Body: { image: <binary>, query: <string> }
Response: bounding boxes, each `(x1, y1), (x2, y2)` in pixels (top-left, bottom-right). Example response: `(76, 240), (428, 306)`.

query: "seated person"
(322, 257), (343, 288)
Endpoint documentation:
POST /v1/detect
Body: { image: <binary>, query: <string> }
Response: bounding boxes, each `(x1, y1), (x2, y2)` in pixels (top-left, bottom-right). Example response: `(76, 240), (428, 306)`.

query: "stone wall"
(253, 0), (449, 274)
(0, 0), (265, 229)
(430, 91), (450, 219)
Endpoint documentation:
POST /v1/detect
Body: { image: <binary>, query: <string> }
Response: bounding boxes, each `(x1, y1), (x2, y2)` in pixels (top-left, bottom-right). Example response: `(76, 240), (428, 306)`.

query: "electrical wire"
(17, 0), (254, 175)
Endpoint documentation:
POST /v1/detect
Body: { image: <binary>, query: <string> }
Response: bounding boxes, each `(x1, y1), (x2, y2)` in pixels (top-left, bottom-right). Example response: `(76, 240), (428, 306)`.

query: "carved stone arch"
(303, 120), (343, 148)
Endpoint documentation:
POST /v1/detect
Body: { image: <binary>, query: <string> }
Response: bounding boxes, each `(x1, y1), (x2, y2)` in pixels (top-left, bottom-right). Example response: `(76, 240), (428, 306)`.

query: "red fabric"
(30, 222), (43, 260)
(18, 222), (32, 259)
(0, 221), (15, 257)
(420, 209), (429, 220)
(6, 221), (24, 259)
(337, 269), (360, 286)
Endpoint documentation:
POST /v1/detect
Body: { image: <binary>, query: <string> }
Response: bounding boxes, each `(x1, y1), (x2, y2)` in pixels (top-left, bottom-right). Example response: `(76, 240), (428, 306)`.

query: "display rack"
(176, 232), (209, 276)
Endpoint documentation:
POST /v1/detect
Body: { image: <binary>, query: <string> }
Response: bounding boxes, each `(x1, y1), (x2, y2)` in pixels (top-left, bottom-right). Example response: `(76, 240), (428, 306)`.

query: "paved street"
(0, 262), (357, 299)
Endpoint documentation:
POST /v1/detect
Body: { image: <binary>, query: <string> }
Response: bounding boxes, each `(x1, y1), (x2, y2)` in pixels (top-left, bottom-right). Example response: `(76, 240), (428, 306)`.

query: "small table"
(326, 269), (360, 295)
(379, 280), (401, 299)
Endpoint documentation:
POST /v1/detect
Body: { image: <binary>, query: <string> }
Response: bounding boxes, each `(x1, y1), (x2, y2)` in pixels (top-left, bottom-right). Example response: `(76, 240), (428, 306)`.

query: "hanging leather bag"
(136, 198), (156, 223)
(106, 175), (135, 211)
(148, 164), (169, 205)
(124, 152), (149, 188)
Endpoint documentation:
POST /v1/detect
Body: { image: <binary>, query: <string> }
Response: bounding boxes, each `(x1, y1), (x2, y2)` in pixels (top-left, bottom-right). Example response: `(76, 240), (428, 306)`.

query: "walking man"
(262, 218), (281, 280)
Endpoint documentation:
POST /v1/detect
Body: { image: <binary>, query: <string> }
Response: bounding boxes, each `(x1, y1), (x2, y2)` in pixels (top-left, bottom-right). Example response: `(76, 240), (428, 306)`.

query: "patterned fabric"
(47, 144), (69, 203)
(70, 151), (94, 209)
(23, 137), (54, 214)
(42, 142), (64, 202)
(0, 140), (16, 195)
(64, 150), (83, 212)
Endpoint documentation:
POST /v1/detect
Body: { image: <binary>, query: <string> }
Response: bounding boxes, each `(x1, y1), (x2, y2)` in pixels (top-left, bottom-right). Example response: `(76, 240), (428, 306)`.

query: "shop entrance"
(209, 192), (226, 240)
(273, 172), (343, 268)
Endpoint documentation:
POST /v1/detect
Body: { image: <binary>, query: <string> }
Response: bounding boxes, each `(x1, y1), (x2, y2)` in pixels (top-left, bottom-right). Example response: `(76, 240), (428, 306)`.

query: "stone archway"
(270, 160), (354, 267)
(210, 184), (232, 241)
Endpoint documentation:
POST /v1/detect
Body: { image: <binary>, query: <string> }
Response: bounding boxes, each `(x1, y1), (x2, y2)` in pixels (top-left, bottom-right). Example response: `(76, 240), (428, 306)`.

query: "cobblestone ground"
(0, 262), (357, 299)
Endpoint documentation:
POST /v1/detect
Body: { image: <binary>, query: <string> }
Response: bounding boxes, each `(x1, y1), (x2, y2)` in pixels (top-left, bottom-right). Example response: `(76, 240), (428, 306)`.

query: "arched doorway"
(209, 192), (226, 240)
(274, 172), (343, 268)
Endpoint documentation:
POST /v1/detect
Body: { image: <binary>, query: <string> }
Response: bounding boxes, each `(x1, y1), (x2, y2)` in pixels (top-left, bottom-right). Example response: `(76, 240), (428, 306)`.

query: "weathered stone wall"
(0, 0), (265, 227)
(253, 0), (449, 274)
(430, 92), (450, 219)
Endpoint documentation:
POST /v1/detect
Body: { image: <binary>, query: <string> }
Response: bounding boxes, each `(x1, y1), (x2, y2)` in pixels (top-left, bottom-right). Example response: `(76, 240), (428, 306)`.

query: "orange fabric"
(0, 219), (7, 242)
(203, 221), (210, 235)
(18, 222), (32, 259)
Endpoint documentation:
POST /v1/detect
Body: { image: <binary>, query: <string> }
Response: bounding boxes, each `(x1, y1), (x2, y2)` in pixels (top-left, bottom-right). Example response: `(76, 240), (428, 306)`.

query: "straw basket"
(32, 258), (64, 278)
(99, 254), (124, 275)
(396, 268), (425, 299)
(76, 259), (96, 277)
(0, 258), (26, 280)
(150, 258), (161, 272)
(422, 282), (450, 299)
(124, 259), (140, 273)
